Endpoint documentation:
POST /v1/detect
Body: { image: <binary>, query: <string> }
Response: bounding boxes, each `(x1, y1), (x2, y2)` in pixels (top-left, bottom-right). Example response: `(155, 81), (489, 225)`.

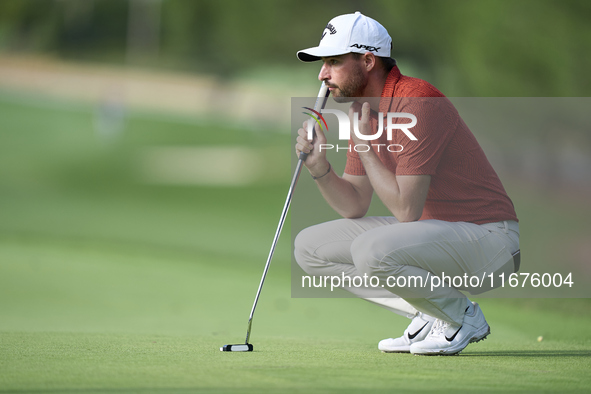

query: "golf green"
(1, 93), (590, 393)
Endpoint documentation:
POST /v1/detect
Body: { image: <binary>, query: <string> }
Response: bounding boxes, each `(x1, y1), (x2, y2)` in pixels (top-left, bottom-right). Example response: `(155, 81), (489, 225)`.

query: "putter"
(221, 82), (330, 352)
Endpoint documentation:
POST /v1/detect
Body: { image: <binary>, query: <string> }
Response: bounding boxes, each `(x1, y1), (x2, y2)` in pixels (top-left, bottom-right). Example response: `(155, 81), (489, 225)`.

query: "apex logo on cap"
(321, 23), (337, 40)
(350, 43), (380, 52)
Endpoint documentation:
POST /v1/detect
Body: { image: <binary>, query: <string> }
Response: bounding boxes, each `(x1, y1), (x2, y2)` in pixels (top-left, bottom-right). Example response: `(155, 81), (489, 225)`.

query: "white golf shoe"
(409, 302), (490, 356)
(378, 312), (437, 353)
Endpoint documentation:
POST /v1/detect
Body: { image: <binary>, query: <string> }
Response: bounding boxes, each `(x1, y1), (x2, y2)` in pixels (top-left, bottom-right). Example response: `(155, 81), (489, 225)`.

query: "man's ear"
(363, 52), (377, 72)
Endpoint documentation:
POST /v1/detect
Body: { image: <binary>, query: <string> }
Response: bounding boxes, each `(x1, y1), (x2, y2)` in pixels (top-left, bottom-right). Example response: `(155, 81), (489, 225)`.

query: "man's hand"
(295, 120), (331, 178)
(347, 101), (430, 222)
(348, 101), (374, 147)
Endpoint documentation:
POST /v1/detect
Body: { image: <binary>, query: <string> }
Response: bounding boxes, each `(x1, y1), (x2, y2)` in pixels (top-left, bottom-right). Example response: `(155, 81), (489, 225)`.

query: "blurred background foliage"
(0, 0), (590, 96)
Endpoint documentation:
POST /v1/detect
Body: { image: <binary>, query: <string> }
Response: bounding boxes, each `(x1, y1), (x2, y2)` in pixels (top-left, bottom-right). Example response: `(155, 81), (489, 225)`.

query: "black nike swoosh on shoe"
(407, 322), (429, 340)
(446, 326), (463, 342)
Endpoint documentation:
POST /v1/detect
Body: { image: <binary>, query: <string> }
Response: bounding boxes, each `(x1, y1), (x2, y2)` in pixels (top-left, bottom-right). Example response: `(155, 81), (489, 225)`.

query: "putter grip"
(299, 148), (312, 161)
(300, 82), (329, 162)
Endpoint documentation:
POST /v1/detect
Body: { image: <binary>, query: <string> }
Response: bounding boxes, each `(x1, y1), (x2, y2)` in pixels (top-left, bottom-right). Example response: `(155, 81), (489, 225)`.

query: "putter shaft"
(243, 83), (329, 345)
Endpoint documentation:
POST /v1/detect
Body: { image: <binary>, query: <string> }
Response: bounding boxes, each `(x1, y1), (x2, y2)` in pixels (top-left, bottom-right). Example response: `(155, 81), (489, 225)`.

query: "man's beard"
(329, 64), (367, 103)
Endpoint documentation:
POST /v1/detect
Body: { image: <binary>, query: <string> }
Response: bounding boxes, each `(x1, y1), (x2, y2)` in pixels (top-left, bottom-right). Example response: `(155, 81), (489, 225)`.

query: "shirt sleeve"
(395, 98), (458, 176)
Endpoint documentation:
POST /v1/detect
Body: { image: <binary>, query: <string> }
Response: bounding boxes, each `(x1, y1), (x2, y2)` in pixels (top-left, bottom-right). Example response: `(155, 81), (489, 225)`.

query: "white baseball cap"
(297, 12), (392, 62)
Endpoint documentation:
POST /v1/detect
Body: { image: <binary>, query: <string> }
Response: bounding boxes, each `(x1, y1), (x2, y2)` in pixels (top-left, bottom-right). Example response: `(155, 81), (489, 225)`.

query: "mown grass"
(1, 92), (590, 393)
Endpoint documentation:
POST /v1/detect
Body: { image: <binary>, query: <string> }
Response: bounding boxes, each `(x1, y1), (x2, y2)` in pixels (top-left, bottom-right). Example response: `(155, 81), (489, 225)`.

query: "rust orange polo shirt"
(344, 66), (518, 224)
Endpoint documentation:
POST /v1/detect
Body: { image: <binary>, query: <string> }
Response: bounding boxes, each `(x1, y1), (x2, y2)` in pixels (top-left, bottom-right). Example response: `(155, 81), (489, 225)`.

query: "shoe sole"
(411, 325), (490, 356)
(470, 326), (490, 344)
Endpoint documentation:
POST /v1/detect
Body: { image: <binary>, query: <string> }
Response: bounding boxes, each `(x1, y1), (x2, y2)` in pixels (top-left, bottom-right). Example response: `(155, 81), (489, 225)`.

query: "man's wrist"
(311, 162), (331, 180)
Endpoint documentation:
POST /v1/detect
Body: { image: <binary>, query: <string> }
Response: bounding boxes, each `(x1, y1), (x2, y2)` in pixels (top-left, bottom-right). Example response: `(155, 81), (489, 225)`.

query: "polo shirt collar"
(379, 65), (401, 113)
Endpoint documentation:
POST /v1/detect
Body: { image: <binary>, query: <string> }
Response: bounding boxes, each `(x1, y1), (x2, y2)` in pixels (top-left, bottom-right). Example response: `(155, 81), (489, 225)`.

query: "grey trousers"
(294, 217), (520, 325)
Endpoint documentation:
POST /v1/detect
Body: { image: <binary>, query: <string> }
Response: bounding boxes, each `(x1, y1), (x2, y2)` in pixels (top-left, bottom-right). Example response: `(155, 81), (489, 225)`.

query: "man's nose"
(318, 63), (329, 82)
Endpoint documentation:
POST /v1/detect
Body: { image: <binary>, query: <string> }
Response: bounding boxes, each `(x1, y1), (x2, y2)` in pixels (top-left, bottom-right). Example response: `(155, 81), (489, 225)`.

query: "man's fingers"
(302, 120), (313, 140)
(301, 118), (326, 144)
(301, 119), (321, 141)
(349, 102), (370, 121)
(361, 102), (371, 123)
(348, 101), (371, 138)
(297, 116), (328, 160)
(312, 120), (326, 141)
(297, 128), (314, 153)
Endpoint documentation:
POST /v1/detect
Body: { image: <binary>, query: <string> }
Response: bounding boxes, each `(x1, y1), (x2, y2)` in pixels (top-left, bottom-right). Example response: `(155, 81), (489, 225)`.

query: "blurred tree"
(126, 0), (162, 63)
(0, 0), (589, 96)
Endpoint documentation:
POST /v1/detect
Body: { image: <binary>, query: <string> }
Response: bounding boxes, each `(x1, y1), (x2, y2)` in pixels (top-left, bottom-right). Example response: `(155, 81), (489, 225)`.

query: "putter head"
(220, 344), (253, 352)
